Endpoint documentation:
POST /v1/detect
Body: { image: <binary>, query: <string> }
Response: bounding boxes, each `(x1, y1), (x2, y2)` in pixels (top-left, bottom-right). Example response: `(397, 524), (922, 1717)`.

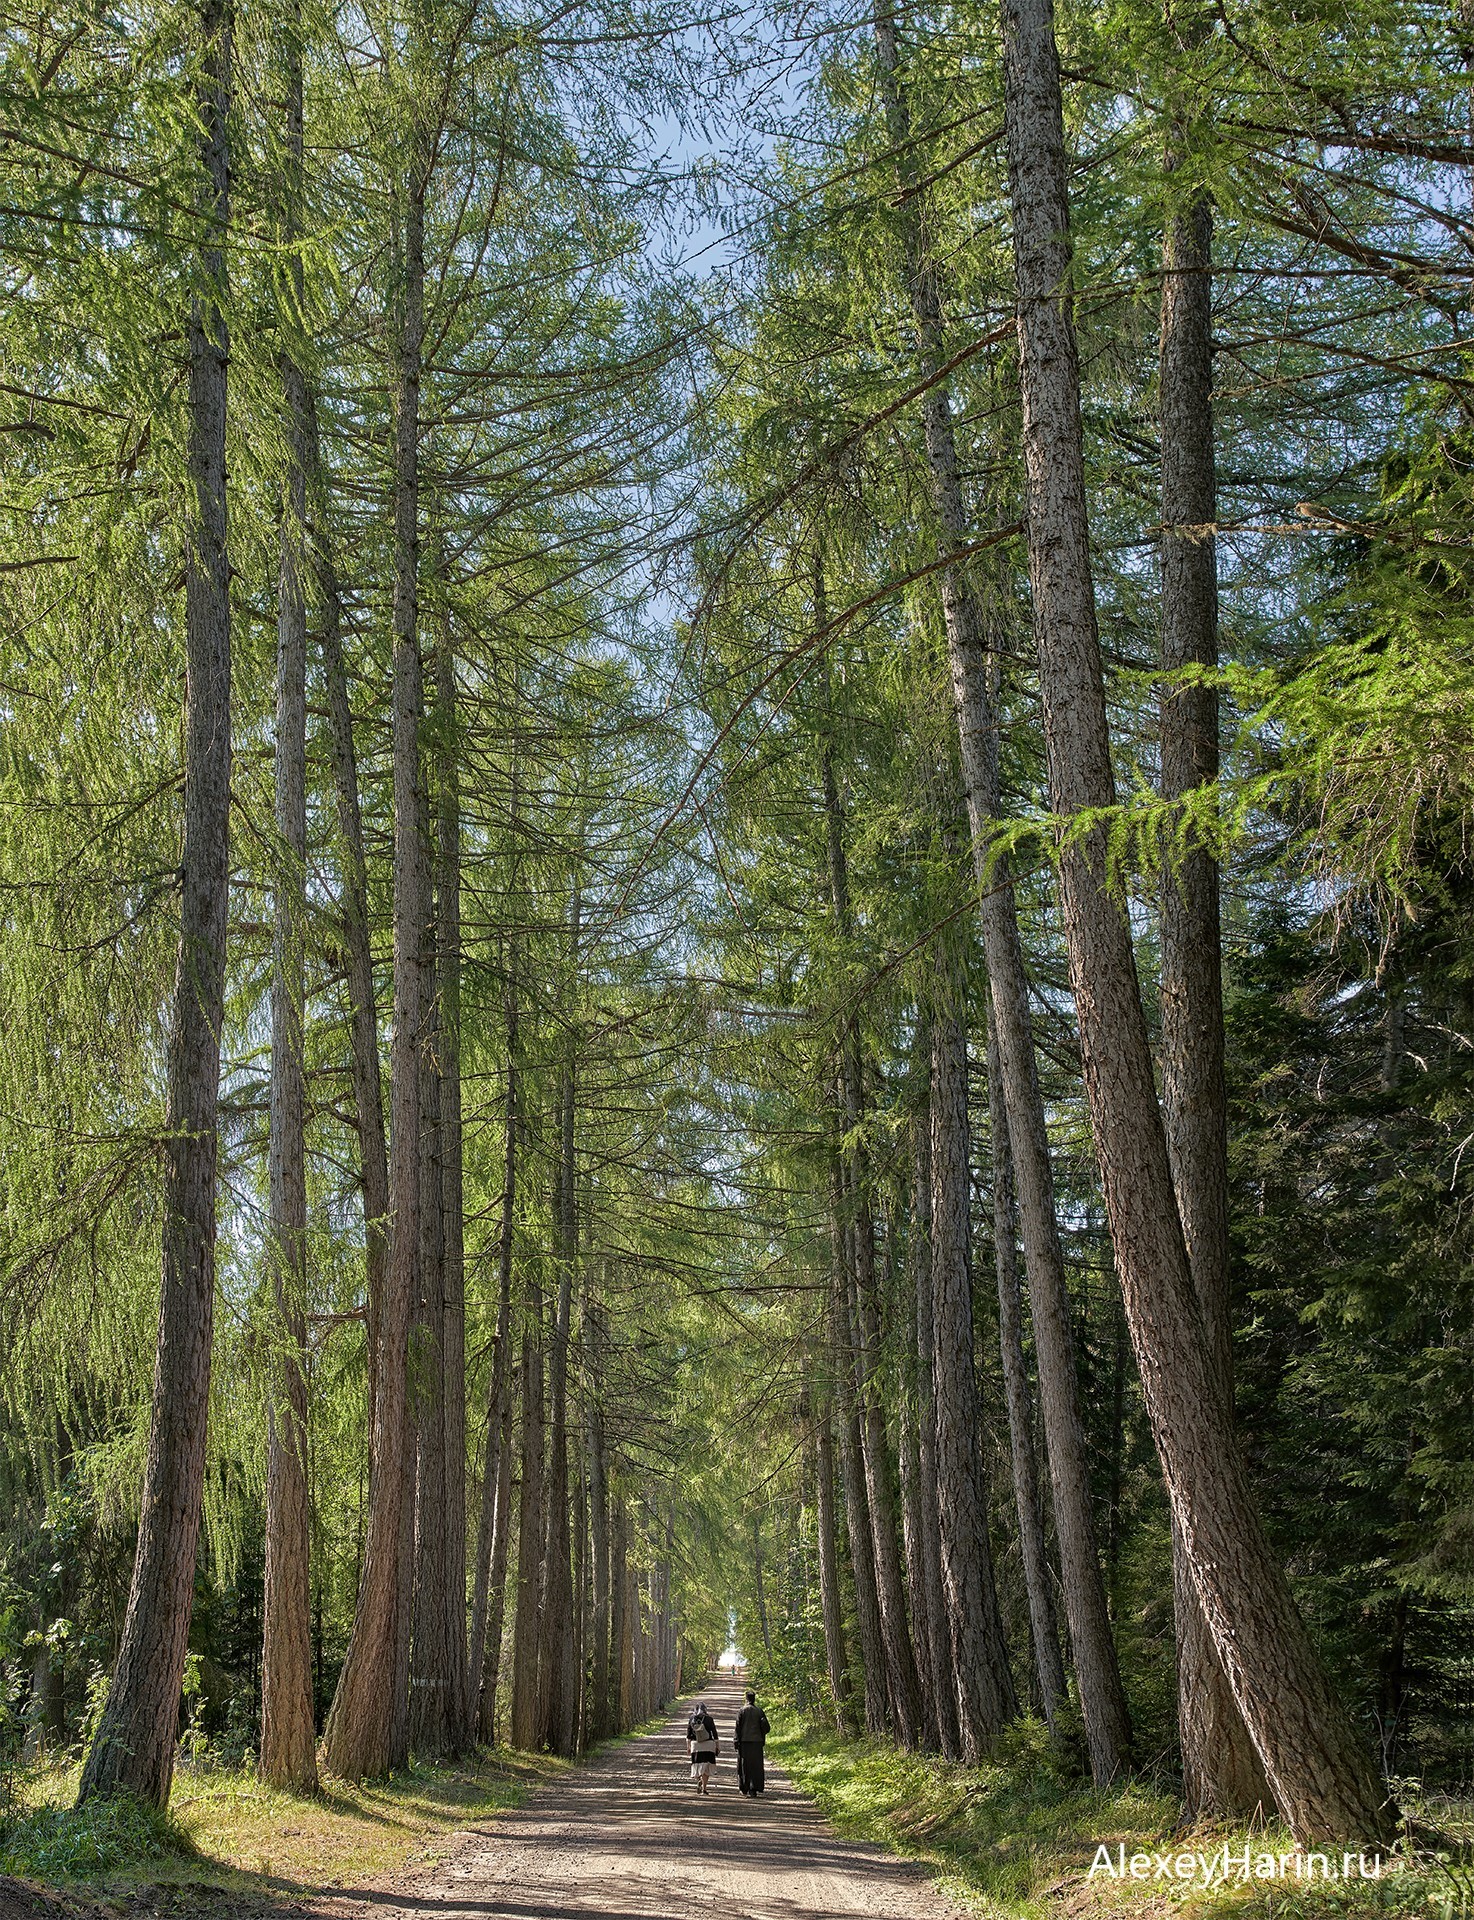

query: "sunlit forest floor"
(770, 1723), (1474, 1920)
(1, 1725), (1469, 1920)
(0, 1746), (565, 1913)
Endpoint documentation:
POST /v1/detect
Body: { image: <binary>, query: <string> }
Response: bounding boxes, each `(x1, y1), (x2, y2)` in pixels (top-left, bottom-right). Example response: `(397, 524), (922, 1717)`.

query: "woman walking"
(686, 1701), (719, 1795)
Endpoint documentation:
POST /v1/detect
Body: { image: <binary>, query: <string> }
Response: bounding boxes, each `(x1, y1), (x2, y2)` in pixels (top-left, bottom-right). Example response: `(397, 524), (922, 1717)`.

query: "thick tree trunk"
(818, 646), (923, 1745)
(909, 1079), (962, 1759)
(322, 155), (426, 1782)
(813, 1407), (852, 1731)
(306, 425), (389, 1427)
(872, 0), (1130, 1787)
(585, 1264), (611, 1743)
(850, 1207), (925, 1748)
(260, 37), (318, 1784)
(434, 633), (469, 1746)
(470, 962), (518, 1738)
(1000, 0), (1394, 1844)
(509, 1276), (546, 1749)
(928, 969), (1017, 1759)
(897, 1354), (938, 1750)
(611, 1498), (633, 1731)
(830, 1154), (888, 1735)
(78, 0), (231, 1807)
(985, 1020), (1066, 1739)
(410, 904), (456, 1758)
(538, 1055), (578, 1757)
(1158, 161), (1273, 1823)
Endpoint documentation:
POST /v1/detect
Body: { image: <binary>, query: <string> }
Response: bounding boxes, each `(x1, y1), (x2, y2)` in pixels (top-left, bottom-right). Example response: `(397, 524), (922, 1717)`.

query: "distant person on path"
(734, 1689), (770, 1796)
(687, 1701), (719, 1795)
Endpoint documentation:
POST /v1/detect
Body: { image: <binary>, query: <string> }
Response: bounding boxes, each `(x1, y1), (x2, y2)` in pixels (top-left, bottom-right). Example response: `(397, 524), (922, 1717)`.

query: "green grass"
(769, 1720), (1474, 1920)
(0, 1744), (563, 1901)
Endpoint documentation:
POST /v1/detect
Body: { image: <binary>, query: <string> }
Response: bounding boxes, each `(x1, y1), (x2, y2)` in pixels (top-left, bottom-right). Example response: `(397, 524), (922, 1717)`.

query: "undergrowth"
(769, 1719), (1474, 1920)
(0, 1744), (559, 1896)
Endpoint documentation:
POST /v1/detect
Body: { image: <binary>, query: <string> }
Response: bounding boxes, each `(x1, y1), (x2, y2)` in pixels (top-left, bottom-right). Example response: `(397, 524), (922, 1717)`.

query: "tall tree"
(77, 0), (233, 1807)
(928, 953), (1017, 1758)
(999, 0), (1395, 1843)
(1157, 78), (1271, 1819)
(259, 0), (318, 1790)
(322, 109), (430, 1781)
(871, 0), (1132, 1785)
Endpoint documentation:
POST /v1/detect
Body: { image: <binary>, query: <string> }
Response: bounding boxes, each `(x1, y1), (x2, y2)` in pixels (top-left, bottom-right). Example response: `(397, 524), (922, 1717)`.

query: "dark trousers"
(736, 1741), (765, 1794)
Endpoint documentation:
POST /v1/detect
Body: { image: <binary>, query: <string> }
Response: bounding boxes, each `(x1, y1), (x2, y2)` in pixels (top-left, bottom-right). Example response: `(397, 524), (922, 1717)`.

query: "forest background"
(0, 0), (1470, 1904)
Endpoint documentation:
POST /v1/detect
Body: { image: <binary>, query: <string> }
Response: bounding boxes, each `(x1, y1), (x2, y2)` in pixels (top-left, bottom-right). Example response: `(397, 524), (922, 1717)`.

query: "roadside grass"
(0, 1745), (565, 1901)
(769, 1720), (1473, 1920)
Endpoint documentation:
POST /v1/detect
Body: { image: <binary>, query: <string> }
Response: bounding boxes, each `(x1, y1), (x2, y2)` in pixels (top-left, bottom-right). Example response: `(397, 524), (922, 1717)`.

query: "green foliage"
(0, 1791), (192, 1882)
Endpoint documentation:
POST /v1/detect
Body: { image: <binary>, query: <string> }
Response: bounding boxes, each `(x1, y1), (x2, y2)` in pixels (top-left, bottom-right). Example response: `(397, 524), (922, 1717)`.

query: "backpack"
(687, 1713), (714, 1747)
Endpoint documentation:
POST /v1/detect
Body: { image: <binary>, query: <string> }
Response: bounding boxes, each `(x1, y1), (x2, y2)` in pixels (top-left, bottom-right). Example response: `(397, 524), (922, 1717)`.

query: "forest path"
(376, 1680), (966, 1920)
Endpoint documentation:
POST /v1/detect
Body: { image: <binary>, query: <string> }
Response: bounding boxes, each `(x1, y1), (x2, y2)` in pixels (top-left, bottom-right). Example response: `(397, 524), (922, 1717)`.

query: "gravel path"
(379, 1680), (966, 1920)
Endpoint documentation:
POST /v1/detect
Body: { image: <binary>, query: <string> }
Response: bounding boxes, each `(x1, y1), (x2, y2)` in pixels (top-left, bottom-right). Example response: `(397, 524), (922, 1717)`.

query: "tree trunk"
(818, 633), (923, 1745)
(872, 0), (1131, 1787)
(910, 1077), (963, 1759)
(1158, 148), (1273, 1824)
(470, 958), (518, 1739)
(1000, 0), (1394, 1844)
(321, 149), (427, 1782)
(538, 1052), (578, 1757)
(830, 1153), (888, 1735)
(985, 1019), (1066, 1740)
(306, 422), (389, 1430)
(260, 26), (317, 1786)
(434, 631), (469, 1747)
(611, 1497), (632, 1731)
(410, 886), (455, 1758)
(78, 0), (231, 1808)
(813, 1407), (852, 1731)
(928, 967), (1017, 1760)
(509, 1271), (545, 1750)
(585, 1263), (611, 1743)
(896, 1308), (939, 1752)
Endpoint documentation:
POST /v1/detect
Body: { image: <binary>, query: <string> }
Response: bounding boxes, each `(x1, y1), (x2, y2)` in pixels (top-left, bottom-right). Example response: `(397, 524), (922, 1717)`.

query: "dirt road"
(391, 1681), (965, 1920)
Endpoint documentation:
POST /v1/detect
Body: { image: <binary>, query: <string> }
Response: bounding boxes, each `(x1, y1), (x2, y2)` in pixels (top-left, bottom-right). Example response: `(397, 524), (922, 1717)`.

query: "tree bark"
(818, 631), (924, 1745)
(872, 0), (1131, 1787)
(1000, 0), (1395, 1844)
(77, 0), (231, 1808)
(813, 1406), (852, 1731)
(434, 631), (469, 1747)
(928, 964), (1017, 1759)
(909, 1071), (962, 1759)
(321, 147), (427, 1782)
(509, 1268), (545, 1750)
(538, 1043), (578, 1757)
(585, 1263), (611, 1743)
(1158, 150), (1273, 1822)
(896, 1292), (939, 1751)
(470, 957), (518, 1739)
(260, 22), (317, 1787)
(306, 426), (389, 1430)
(829, 1151), (888, 1735)
(986, 1019), (1066, 1739)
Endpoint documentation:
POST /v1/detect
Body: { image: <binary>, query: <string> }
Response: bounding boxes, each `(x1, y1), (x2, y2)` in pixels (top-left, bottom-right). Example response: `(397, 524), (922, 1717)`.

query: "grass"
(0, 1744), (567, 1904)
(769, 1719), (1474, 1920)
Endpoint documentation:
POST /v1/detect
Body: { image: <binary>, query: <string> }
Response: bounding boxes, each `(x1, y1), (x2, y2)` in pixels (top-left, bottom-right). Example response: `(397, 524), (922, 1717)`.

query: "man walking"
(734, 1689), (770, 1796)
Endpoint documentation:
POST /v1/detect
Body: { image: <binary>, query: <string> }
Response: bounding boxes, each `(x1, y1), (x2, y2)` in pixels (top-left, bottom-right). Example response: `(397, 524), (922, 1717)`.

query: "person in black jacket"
(734, 1690), (770, 1796)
